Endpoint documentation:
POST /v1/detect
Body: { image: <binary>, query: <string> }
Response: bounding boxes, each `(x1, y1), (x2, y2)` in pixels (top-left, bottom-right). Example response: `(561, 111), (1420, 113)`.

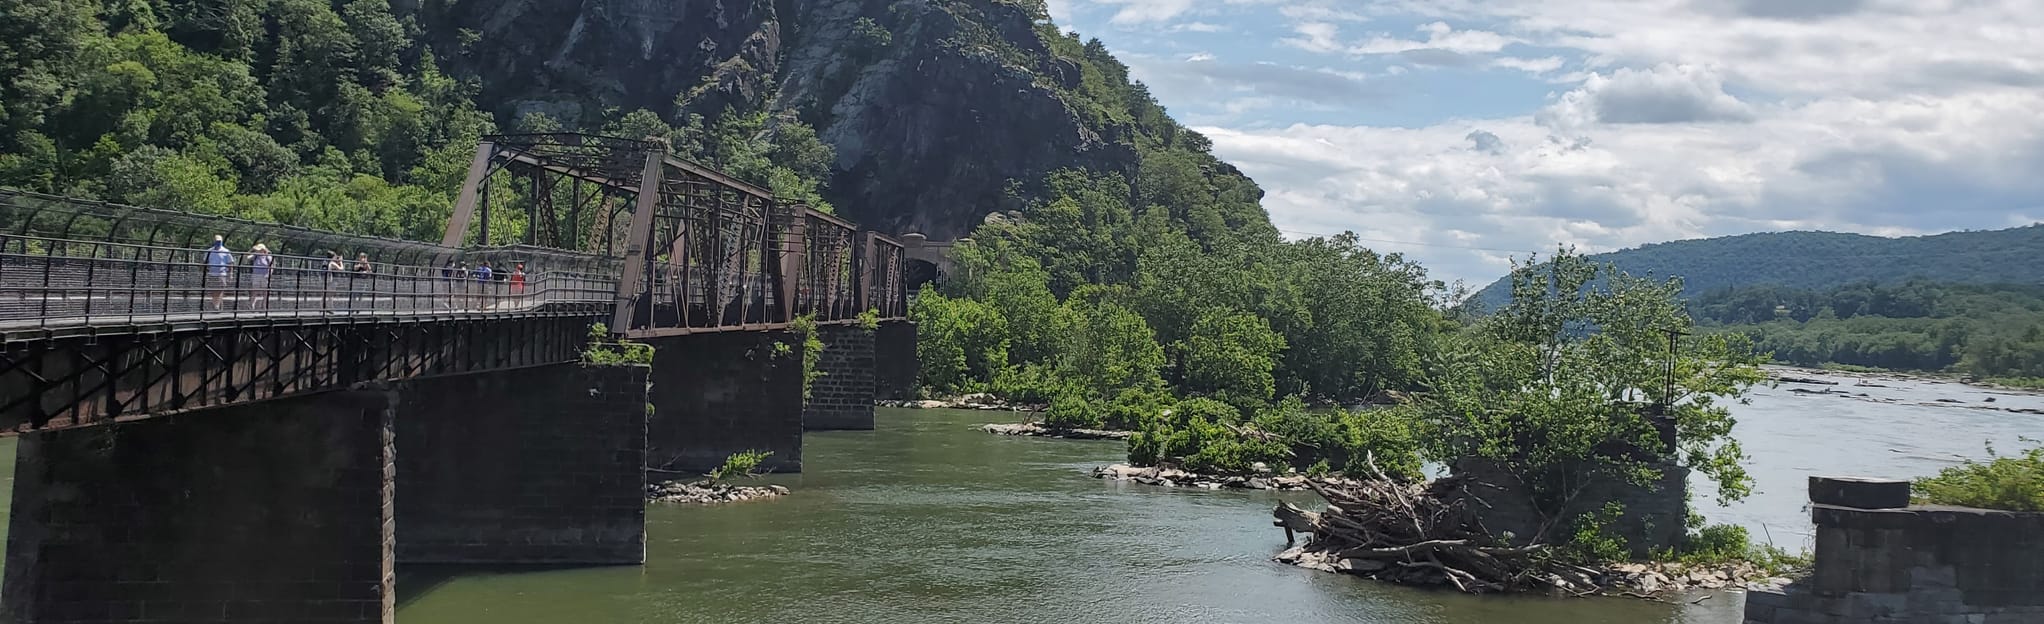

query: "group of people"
(201, 235), (530, 313)
(437, 259), (528, 310)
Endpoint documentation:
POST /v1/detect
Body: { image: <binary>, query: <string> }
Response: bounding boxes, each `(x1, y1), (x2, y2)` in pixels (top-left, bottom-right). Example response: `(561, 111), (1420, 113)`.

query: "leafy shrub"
(1102, 387), (1171, 431)
(1914, 439), (2044, 511)
(1674, 522), (1811, 574)
(1183, 435), (1290, 475)
(1334, 407), (1425, 482)
(710, 450), (773, 482)
(1042, 391), (1105, 429)
(1126, 398), (1242, 468)
(788, 315), (826, 402)
(990, 363), (1067, 405)
(582, 323), (654, 365)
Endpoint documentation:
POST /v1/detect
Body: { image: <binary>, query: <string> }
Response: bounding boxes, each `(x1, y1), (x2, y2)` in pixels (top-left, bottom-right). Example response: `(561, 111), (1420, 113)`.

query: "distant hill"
(1467, 224), (2044, 311)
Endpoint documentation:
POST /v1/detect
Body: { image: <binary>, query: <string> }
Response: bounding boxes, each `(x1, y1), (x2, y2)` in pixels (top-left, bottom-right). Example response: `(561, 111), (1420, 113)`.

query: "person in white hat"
(248, 243), (274, 309)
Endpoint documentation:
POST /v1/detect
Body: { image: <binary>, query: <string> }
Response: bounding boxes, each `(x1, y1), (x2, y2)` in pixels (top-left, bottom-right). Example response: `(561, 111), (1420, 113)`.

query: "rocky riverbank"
(1092, 463), (1353, 491)
(982, 422), (1132, 440)
(647, 480), (789, 505)
(1277, 546), (1791, 599)
(879, 393), (1043, 412)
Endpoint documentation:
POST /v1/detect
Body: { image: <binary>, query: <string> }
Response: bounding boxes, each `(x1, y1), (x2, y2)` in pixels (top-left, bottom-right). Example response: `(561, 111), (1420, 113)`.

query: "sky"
(1042, 0), (2044, 287)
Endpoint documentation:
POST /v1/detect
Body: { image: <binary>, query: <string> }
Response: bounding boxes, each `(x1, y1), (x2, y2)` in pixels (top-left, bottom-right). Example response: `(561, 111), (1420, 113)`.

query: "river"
(0, 368), (2036, 623)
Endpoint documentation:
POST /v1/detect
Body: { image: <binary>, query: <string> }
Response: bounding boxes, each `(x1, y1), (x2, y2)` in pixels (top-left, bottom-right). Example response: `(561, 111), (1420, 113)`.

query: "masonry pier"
(394, 363), (651, 565)
(804, 325), (877, 431)
(3, 389), (397, 624)
(874, 321), (919, 401)
(1745, 476), (2044, 623)
(646, 332), (808, 474)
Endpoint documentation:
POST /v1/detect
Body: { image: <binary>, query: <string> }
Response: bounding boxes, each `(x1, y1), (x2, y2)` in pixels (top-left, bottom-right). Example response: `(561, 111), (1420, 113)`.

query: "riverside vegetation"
(7, 0), (2019, 602)
(649, 450), (789, 505)
(918, 187), (1801, 592)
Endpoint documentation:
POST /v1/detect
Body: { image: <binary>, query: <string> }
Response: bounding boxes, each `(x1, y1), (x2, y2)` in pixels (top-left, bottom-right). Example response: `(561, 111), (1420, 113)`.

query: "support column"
(393, 363), (649, 565)
(873, 320), (919, 401)
(4, 389), (396, 624)
(803, 325), (876, 431)
(645, 332), (804, 474)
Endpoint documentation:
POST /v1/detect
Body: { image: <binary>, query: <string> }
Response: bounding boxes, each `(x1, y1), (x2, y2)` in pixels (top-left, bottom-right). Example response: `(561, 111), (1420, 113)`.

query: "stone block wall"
(804, 324), (877, 430)
(394, 363), (649, 565)
(646, 331), (806, 474)
(873, 320), (918, 401)
(1449, 458), (1689, 558)
(3, 388), (397, 624)
(1745, 477), (2044, 624)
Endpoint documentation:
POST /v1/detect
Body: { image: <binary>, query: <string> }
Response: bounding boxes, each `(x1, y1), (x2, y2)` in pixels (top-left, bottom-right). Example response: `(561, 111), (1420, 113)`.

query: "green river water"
(395, 407), (1735, 624)
(6, 367), (2041, 623)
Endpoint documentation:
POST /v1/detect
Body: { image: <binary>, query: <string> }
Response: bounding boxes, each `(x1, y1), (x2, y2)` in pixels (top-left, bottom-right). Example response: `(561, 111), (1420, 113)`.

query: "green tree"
(1419, 248), (1765, 544)
(1181, 308), (1286, 413)
(910, 291), (1010, 394)
(1053, 290), (1166, 401)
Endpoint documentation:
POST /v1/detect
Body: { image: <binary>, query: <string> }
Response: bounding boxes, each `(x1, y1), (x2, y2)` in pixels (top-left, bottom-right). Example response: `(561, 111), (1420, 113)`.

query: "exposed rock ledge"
(647, 480), (789, 505)
(1093, 463), (1352, 491)
(982, 423), (1132, 440)
(879, 394), (1045, 412)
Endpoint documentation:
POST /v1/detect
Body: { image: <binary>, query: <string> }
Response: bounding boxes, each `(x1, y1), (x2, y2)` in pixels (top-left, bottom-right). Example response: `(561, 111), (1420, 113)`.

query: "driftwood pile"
(1272, 465), (1601, 595)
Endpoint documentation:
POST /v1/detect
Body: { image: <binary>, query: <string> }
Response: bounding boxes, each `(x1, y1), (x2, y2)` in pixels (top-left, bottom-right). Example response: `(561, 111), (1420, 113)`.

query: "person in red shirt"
(510, 263), (527, 301)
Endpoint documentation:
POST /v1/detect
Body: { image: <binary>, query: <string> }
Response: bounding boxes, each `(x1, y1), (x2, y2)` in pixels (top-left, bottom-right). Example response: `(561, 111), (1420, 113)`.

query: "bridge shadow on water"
(396, 564), (628, 609)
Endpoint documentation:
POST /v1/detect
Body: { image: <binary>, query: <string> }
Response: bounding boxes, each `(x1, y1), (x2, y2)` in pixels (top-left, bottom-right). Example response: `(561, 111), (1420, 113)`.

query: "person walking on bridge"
(322, 251), (344, 311)
(474, 262), (494, 310)
(247, 243), (274, 310)
(439, 260), (459, 310)
(351, 252), (373, 311)
(510, 262), (527, 304)
(204, 235), (235, 312)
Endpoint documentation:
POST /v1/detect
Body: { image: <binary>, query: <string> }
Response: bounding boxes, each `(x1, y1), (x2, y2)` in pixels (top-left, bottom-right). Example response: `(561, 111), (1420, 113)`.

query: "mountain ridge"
(1468, 223), (2044, 310)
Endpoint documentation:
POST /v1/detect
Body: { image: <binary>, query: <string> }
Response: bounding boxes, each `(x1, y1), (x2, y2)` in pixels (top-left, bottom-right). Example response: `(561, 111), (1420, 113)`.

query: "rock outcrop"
(420, 0), (1136, 239)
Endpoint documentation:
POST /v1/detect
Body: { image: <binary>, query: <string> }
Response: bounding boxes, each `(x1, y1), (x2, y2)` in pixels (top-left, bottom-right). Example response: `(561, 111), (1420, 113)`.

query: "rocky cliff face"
(423, 0), (1130, 238)
(422, 0), (783, 124)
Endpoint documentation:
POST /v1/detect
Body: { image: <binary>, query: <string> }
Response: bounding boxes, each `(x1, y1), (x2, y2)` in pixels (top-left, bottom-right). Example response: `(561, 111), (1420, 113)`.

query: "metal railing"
(0, 234), (616, 332)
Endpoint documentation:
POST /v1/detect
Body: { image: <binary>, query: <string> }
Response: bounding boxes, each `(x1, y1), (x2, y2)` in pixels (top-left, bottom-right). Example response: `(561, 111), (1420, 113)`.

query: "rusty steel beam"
(442, 142), (496, 247)
(608, 149), (666, 333)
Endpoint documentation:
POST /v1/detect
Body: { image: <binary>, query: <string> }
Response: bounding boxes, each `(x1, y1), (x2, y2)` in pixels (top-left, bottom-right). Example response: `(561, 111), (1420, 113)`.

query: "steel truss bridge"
(0, 134), (910, 434)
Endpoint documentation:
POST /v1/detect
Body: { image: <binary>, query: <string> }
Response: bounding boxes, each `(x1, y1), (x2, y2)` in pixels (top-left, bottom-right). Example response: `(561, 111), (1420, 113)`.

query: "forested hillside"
(1694, 280), (2044, 383)
(0, 0), (1254, 244)
(1469, 226), (2044, 310)
(0, 0), (1442, 408)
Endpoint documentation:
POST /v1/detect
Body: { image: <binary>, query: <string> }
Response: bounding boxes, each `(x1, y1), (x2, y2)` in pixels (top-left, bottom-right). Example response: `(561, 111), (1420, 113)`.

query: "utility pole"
(1653, 326), (1691, 454)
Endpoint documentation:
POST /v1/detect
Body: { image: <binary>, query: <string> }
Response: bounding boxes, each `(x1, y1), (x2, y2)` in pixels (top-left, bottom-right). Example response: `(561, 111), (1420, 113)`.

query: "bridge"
(0, 135), (919, 623)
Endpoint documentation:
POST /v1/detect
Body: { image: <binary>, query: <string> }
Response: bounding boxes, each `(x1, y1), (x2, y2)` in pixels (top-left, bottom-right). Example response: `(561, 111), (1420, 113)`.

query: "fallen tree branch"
(1273, 472), (1582, 594)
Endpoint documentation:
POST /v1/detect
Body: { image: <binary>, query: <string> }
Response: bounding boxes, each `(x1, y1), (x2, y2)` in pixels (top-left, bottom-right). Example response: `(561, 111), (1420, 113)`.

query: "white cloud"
(1282, 22), (1344, 53)
(1537, 64), (1755, 128)
(1491, 55), (1566, 75)
(1351, 21), (1517, 56)
(1093, 0), (1196, 25)
(1058, 0), (2044, 284)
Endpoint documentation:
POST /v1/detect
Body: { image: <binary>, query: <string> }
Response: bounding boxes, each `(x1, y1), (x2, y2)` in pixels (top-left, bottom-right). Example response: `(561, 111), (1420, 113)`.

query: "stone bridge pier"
(0, 326), (912, 623)
(644, 332), (808, 475)
(3, 388), (400, 624)
(393, 363), (650, 565)
(2, 362), (652, 624)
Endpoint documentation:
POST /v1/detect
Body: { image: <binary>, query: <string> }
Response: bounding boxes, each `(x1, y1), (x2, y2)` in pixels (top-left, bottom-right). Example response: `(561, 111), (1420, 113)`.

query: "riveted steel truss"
(0, 316), (593, 433)
(444, 133), (911, 338)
